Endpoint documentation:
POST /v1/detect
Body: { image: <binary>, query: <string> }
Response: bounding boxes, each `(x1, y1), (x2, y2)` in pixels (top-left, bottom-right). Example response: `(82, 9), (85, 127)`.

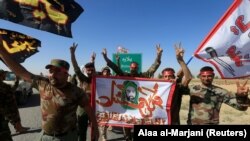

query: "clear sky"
(0, 0), (234, 77)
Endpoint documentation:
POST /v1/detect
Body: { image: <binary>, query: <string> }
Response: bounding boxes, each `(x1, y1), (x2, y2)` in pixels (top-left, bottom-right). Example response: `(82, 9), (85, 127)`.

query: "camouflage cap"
(45, 59), (70, 71)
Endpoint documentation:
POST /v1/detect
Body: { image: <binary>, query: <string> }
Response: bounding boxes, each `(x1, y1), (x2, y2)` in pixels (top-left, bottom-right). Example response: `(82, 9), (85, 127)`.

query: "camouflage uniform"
(0, 81), (21, 141)
(32, 75), (88, 141)
(74, 66), (92, 141)
(187, 84), (249, 125)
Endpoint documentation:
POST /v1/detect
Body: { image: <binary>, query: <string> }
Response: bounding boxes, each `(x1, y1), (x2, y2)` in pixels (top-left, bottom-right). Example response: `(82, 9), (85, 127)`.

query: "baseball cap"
(45, 59), (70, 72)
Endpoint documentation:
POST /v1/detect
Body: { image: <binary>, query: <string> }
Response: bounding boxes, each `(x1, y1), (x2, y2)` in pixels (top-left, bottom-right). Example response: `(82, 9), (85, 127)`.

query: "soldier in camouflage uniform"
(102, 45), (163, 141)
(0, 40), (99, 141)
(0, 69), (27, 141)
(160, 43), (192, 125)
(187, 66), (249, 125)
(70, 43), (97, 141)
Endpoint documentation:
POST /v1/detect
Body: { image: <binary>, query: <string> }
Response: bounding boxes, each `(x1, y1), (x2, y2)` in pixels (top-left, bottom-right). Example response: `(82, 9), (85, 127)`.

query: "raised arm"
(143, 44), (163, 77)
(69, 43), (89, 82)
(90, 52), (96, 64)
(235, 80), (250, 108)
(70, 43), (81, 71)
(102, 48), (111, 63)
(115, 53), (121, 69)
(90, 52), (97, 73)
(0, 36), (33, 83)
(102, 48), (124, 76)
(175, 43), (192, 86)
(155, 44), (163, 63)
(223, 80), (250, 111)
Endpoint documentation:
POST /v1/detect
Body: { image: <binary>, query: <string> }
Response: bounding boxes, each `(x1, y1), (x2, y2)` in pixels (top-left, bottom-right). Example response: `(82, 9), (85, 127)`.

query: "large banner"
(0, 28), (41, 63)
(93, 76), (176, 127)
(194, 0), (250, 78)
(0, 0), (83, 38)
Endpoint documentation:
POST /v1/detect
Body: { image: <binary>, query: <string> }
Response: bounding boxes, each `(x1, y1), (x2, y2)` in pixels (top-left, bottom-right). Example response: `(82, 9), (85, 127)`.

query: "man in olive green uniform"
(0, 69), (27, 141)
(70, 43), (96, 141)
(0, 36), (99, 141)
(187, 66), (249, 125)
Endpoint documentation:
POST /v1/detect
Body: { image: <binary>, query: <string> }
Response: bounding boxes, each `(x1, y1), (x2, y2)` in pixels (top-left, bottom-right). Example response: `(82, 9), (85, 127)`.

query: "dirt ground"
(179, 79), (250, 125)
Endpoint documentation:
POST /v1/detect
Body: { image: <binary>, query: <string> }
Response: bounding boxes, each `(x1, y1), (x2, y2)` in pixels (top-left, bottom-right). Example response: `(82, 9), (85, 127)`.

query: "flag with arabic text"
(0, 28), (41, 63)
(0, 0), (83, 38)
(194, 0), (250, 78)
(92, 76), (176, 127)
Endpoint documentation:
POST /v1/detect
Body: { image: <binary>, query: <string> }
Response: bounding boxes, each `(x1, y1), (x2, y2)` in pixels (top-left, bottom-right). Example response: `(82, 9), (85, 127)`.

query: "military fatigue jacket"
(74, 67), (92, 116)
(32, 76), (87, 134)
(187, 84), (248, 125)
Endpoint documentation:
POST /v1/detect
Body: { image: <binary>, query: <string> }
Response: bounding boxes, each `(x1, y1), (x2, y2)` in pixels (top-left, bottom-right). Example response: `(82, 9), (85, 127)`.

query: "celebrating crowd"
(0, 35), (250, 141)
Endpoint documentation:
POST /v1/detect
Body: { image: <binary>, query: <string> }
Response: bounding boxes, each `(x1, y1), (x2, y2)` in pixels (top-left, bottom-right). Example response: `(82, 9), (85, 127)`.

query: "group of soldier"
(0, 37), (250, 141)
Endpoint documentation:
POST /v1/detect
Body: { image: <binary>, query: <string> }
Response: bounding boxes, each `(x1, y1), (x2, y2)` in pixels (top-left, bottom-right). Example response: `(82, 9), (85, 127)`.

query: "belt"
(44, 128), (76, 137)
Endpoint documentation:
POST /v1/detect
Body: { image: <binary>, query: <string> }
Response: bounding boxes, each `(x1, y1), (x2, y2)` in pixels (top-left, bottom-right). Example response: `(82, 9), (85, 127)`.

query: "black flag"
(0, 0), (84, 38)
(0, 28), (41, 63)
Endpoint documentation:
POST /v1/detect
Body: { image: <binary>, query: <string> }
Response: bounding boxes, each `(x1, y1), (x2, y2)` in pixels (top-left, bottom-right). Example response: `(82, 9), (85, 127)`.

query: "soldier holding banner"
(102, 45), (163, 141)
(160, 43), (192, 125)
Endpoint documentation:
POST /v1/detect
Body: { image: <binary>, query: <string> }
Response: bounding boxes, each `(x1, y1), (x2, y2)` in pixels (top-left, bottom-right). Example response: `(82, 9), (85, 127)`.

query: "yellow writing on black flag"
(0, 28), (41, 63)
(0, 0), (84, 37)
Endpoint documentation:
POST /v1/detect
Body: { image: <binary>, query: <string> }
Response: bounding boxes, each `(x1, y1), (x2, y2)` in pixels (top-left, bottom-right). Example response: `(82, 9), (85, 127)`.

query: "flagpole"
(186, 55), (194, 65)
